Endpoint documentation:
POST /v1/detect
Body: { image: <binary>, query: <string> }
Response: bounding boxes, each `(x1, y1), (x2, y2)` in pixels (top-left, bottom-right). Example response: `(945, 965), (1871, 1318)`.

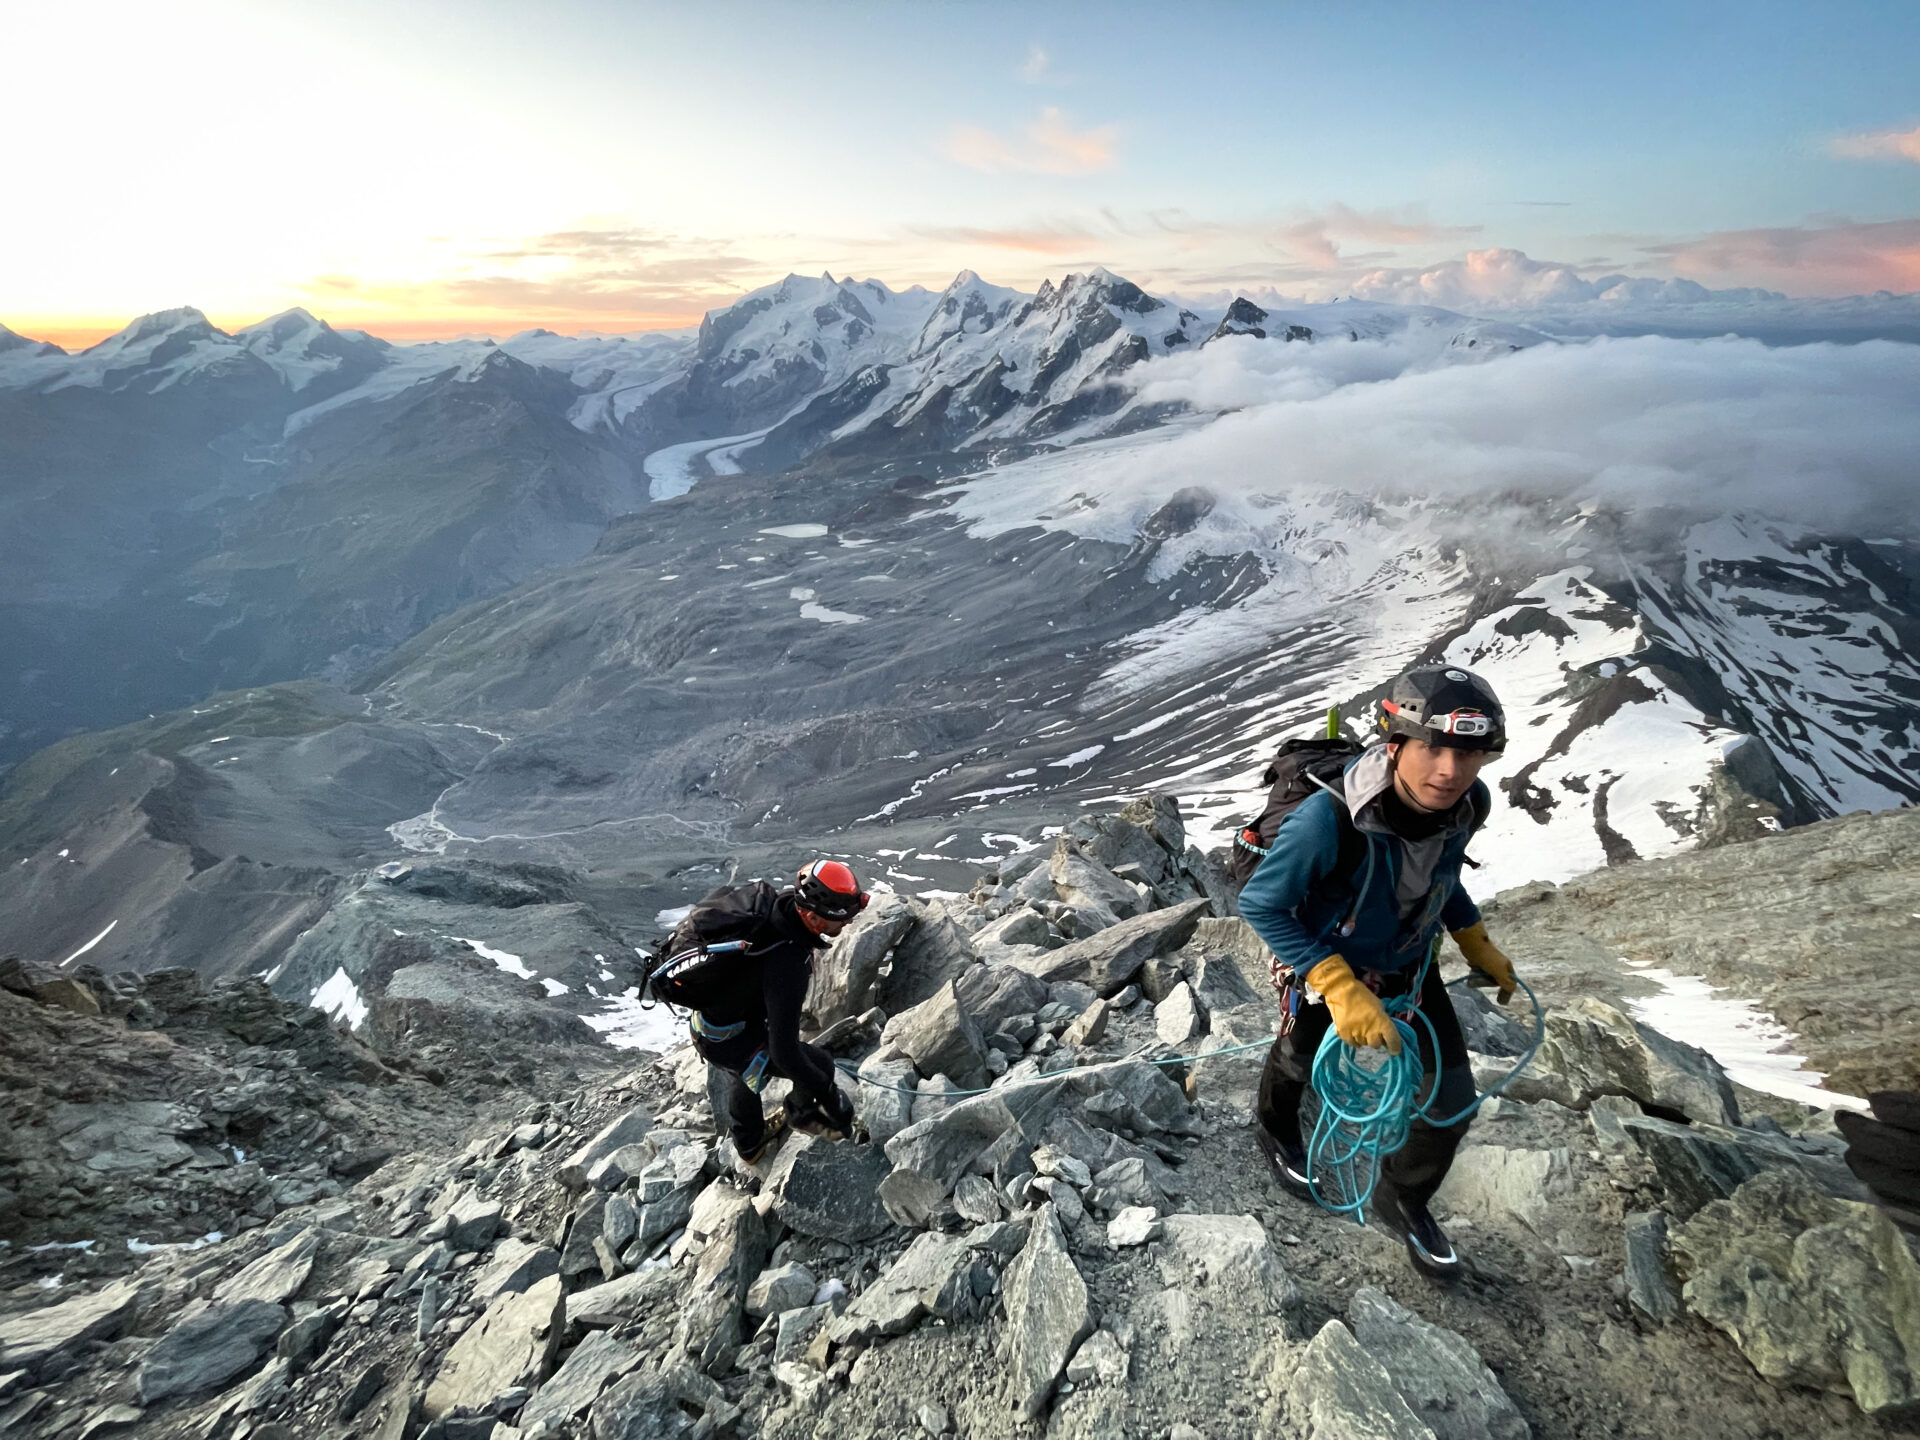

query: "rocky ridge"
(3, 794), (1918, 1438)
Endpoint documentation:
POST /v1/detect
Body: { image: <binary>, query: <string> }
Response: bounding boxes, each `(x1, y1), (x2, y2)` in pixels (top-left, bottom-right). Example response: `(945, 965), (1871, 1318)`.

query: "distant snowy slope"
(923, 346), (1919, 889)
(1634, 515), (1920, 813)
(281, 327), (694, 435)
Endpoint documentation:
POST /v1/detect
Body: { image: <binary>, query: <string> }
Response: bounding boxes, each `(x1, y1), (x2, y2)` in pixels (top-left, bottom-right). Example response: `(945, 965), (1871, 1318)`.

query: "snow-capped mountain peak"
(86, 305), (220, 354)
(911, 270), (1028, 359)
(236, 308), (389, 392)
(0, 322), (62, 358)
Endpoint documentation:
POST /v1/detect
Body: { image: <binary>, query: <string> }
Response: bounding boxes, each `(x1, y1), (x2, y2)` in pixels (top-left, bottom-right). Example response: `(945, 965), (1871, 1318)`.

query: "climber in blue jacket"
(1238, 665), (1519, 1279)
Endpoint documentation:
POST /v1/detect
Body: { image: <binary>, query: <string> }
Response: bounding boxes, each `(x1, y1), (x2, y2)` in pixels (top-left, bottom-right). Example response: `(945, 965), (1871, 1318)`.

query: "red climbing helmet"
(793, 859), (869, 920)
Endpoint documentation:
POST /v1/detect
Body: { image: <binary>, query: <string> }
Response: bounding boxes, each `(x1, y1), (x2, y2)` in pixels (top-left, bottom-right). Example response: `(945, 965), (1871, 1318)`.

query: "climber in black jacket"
(668, 860), (867, 1161)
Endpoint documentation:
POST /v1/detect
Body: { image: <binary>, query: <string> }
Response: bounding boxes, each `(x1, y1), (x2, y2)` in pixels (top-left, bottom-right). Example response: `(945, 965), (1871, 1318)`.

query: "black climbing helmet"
(793, 859), (869, 920)
(1378, 666), (1507, 754)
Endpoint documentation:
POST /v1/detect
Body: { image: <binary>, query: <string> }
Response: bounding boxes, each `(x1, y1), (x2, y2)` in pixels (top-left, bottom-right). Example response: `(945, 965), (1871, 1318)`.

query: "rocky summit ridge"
(3, 793), (1918, 1440)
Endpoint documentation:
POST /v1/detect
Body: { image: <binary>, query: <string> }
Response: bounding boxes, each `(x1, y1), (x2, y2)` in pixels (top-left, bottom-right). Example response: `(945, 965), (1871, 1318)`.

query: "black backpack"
(644, 881), (781, 1009)
(1226, 734), (1367, 886)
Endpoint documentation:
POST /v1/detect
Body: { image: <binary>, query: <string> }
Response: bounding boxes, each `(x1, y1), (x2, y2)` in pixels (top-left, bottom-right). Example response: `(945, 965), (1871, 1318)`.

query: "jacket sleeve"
(1441, 881), (1481, 933)
(1236, 791), (1347, 978)
(762, 954), (840, 1099)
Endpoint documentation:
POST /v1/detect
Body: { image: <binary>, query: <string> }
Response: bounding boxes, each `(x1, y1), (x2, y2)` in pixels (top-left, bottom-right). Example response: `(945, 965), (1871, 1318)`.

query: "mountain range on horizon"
(0, 255), (1916, 1028)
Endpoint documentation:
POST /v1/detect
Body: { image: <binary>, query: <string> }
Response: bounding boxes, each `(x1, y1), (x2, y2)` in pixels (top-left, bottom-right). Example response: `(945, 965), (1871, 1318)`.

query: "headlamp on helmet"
(1378, 666), (1507, 753)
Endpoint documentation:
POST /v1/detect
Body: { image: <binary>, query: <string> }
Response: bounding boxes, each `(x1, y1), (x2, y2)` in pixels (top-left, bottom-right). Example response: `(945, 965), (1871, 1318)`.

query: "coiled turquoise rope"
(1305, 956), (1544, 1221)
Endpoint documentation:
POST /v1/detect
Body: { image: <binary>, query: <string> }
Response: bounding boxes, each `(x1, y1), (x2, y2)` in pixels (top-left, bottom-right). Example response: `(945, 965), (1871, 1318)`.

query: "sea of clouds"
(960, 329), (1920, 553)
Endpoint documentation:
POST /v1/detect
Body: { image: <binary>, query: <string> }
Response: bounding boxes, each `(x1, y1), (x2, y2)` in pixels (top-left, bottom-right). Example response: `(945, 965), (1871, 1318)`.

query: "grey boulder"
(883, 979), (990, 1091)
(1623, 1212), (1680, 1325)
(673, 1183), (768, 1374)
(137, 1300), (288, 1404)
(1049, 839), (1144, 924)
(744, 1263), (818, 1320)
(517, 1328), (640, 1434)
(570, 1268), (678, 1330)
(1671, 1167), (1920, 1416)
(1155, 981), (1205, 1046)
(761, 1132), (895, 1242)
(811, 893), (915, 1026)
(559, 1105), (656, 1190)
(1348, 1286), (1529, 1440)
(1014, 900), (1210, 996)
(1504, 998), (1738, 1126)
(855, 1051), (920, 1146)
(877, 902), (980, 1015)
(1281, 1319), (1437, 1440)
(826, 1231), (979, 1345)
(953, 963), (1050, 1036)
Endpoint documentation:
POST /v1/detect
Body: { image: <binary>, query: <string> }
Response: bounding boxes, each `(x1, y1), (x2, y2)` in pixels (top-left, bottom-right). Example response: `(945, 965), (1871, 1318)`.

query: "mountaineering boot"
(1255, 1125), (1315, 1203)
(787, 1092), (856, 1142)
(1374, 1184), (1463, 1281)
(735, 1109), (789, 1166)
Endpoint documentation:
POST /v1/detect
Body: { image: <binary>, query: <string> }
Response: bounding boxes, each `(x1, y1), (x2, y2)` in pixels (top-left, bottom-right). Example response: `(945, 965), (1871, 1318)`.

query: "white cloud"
(1830, 125), (1920, 165)
(973, 331), (1920, 544)
(945, 108), (1119, 175)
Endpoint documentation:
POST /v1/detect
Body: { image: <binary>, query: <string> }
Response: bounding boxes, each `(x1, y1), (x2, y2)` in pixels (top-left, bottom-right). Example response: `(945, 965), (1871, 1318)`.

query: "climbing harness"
(1303, 941), (1544, 1222)
(688, 1011), (746, 1042)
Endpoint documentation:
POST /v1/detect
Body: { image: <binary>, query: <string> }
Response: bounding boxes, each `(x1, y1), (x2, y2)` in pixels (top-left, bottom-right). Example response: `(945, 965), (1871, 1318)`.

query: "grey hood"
(1340, 743), (1479, 841)
(1339, 743), (1480, 922)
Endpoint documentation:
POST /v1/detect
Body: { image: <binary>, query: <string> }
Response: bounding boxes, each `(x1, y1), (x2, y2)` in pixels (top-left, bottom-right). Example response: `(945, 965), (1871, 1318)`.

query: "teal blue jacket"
(1238, 748), (1485, 979)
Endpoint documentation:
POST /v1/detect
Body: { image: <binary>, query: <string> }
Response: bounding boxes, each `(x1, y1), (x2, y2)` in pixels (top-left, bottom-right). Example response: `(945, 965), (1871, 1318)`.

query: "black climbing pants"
(1256, 958), (1476, 1207)
(693, 1022), (840, 1151)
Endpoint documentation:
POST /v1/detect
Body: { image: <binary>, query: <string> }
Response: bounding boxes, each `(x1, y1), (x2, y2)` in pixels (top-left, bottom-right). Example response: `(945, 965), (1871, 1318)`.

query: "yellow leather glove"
(1307, 955), (1402, 1053)
(1451, 921), (1516, 1006)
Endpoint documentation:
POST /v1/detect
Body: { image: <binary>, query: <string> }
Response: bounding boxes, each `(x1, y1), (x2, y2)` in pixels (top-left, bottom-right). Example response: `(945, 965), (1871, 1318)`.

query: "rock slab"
(423, 1274), (564, 1419)
(1348, 1286), (1528, 1440)
(1002, 1203), (1092, 1419)
(137, 1300), (288, 1404)
(559, 1105), (655, 1190)
(214, 1228), (320, 1307)
(0, 1281), (142, 1377)
(1015, 900), (1210, 996)
(1283, 1319), (1437, 1440)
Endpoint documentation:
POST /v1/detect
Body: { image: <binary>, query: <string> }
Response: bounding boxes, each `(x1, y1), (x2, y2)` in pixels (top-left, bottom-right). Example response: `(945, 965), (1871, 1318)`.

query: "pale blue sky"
(6, 0), (1916, 339)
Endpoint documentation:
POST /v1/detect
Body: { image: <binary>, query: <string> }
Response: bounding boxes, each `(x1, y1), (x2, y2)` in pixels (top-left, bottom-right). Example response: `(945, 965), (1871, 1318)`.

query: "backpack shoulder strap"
(1303, 772), (1369, 887)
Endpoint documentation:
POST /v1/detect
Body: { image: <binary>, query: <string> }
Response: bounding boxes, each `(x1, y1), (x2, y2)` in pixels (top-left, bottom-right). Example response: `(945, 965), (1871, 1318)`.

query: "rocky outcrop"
(1348, 1287), (1529, 1440)
(6, 790), (1913, 1440)
(1503, 995), (1740, 1125)
(809, 894), (915, 1027)
(1672, 1168), (1920, 1415)
(882, 980), (990, 1091)
(1282, 1319), (1438, 1439)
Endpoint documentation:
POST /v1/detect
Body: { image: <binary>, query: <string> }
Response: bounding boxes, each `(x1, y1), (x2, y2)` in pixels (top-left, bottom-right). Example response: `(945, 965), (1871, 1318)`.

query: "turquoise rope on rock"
(1305, 951), (1544, 1222)
(833, 1036), (1276, 1097)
